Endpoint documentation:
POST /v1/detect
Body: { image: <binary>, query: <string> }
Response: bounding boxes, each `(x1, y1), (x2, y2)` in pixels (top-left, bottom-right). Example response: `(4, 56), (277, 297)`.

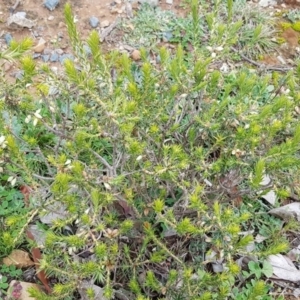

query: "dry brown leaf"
(269, 202), (300, 221)
(3, 250), (34, 268)
(26, 230), (52, 294)
(267, 254), (300, 282)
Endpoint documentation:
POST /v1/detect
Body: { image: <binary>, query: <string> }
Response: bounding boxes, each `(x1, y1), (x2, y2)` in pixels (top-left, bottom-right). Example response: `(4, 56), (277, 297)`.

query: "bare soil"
(0, 0), (300, 67)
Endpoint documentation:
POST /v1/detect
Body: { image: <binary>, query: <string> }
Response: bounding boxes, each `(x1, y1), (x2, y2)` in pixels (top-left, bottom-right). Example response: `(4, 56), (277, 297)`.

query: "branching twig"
(231, 47), (293, 72)
(100, 18), (120, 42)
(9, 0), (20, 14)
(90, 149), (114, 173)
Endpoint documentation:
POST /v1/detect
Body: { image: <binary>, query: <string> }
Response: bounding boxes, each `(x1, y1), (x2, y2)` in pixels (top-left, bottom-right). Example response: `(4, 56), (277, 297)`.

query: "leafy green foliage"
(245, 261), (273, 279)
(0, 2), (299, 300)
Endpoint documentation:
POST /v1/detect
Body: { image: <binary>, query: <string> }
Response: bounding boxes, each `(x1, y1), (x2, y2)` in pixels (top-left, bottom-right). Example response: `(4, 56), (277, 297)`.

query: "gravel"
(44, 0), (60, 11)
(4, 33), (13, 45)
(59, 53), (74, 64)
(50, 52), (59, 62)
(42, 55), (50, 62)
(89, 16), (99, 28)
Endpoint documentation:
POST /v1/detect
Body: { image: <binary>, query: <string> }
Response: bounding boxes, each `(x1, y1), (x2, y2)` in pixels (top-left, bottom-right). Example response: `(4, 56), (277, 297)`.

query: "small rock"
(156, 54), (161, 64)
(277, 55), (286, 65)
(42, 55), (50, 62)
(7, 12), (36, 28)
(258, 0), (276, 7)
(4, 62), (13, 72)
(48, 15), (54, 21)
(100, 20), (110, 28)
(44, 0), (60, 11)
(28, 225), (46, 247)
(13, 11), (26, 18)
(58, 21), (65, 28)
(125, 2), (133, 18)
(3, 250), (34, 268)
(131, 49), (141, 61)
(33, 38), (46, 53)
(78, 281), (107, 300)
(162, 31), (173, 42)
(4, 33), (13, 45)
(60, 42), (68, 49)
(138, 0), (159, 7)
(83, 45), (92, 56)
(59, 53), (74, 64)
(111, 7), (119, 14)
(166, 0), (173, 4)
(50, 52), (59, 62)
(32, 31), (40, 38)
(32, 53), (41, 59)
(51, 66), (58, 74)
(15, 70), (24, 80)
(43, 48), (52, 55)
(89, 16), (99, 28)
(8, 281), (41, 300)
(54, 48), (64, 55)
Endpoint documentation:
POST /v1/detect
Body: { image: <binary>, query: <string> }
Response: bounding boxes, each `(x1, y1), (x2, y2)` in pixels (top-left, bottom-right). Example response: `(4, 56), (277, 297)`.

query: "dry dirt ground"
(0, 0), (185, 50)
(0, 0), (300, 69)
(0, 0), (298, 52)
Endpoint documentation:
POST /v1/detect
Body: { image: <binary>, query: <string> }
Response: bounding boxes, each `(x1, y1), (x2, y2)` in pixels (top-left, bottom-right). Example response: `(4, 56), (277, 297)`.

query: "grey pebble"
(15, 70), (24, 80)
(89, 16), (99, 28)
(43, 48), (52, 55)
(4, 33), (13, 45)
(15, 11), (26, 18)
(138, 0), (159, 7)
(54, 48), (64, 55)
(42, 55), (50, 62)
(32, 31), (40, 38)
(83, 45), (92, 56)
(32, 53), (41, 59)
(50, 52), (59, 62)
(162, 31), (173, 42)
(156, 54), (161, 64)
(44, 0), (60, 11)
(59, 53), (74, 64)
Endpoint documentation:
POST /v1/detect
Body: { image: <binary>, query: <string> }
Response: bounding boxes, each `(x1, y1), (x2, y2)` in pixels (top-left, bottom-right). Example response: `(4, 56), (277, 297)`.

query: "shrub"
(0, 2), (299, 299)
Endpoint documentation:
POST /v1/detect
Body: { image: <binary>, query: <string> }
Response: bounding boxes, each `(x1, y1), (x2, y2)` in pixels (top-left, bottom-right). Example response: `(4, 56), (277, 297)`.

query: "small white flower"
(65, 159), (72, 165)
(211, 52), (216, 58)
(136, 155), (143, 161)
(33, 118), (39, 127)
(103, 182), (111, 190)
(215, 46), (224, 52)
(33, 109), (42, 119)
(232, 149), (245, 157)
(7, 176), (16, 186)
(25, 115), (32, 123)
(0, 136), (7, 148)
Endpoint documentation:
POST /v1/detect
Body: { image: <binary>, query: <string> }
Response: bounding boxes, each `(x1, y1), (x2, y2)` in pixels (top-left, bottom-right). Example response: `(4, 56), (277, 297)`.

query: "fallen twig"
(10, 0), (21, 14)
(100, 18), (120, 42)
(231, 47), (293, 72)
